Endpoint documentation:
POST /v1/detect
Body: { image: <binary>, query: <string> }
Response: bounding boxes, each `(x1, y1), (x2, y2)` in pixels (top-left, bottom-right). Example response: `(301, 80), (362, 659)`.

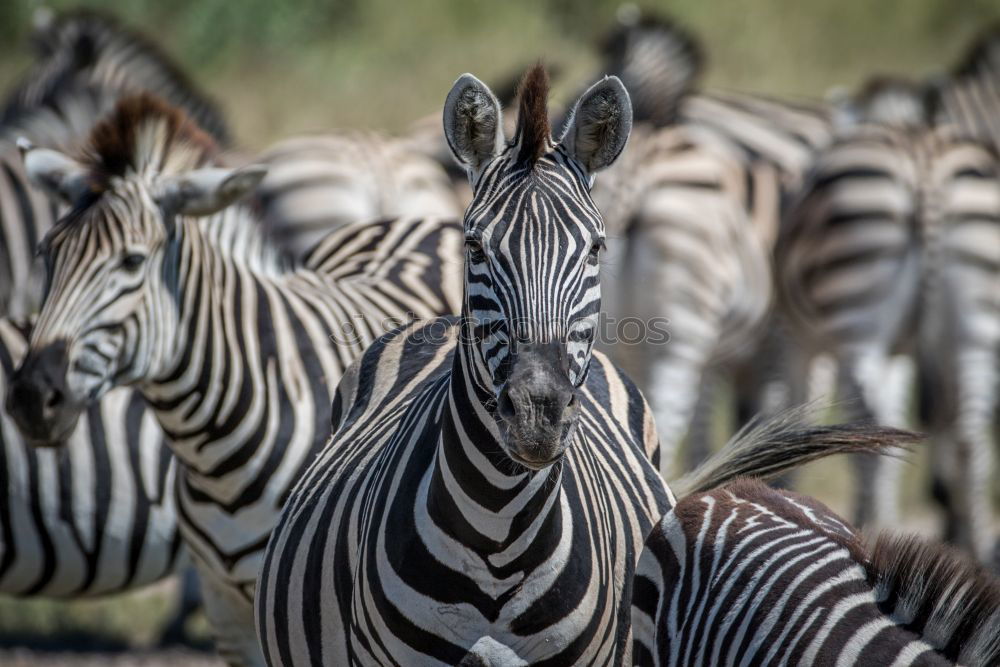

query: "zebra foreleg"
(840, 350), (908, 529)
(156, 565), (205, 647)
(947, 347), (998, 563)
(195, 562), (263, 667)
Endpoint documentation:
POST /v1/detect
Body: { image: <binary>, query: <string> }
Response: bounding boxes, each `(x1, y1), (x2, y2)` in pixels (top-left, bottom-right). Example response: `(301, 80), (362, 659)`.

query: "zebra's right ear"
(443, 73), (505, 179)
(19, 138), (93, 204)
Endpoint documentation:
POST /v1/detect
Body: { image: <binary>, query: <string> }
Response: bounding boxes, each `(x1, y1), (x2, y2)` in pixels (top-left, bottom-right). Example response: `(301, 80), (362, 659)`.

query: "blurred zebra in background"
(776, 82), (1000, 559)
(632, 477), (1000, 666)
(591, 10), (837, 470)
(934, 24), (1000, 151)
(255, 130), (461, 257)
(0, 7), (233, 319)
(1, 7), (231, 147)
(6, 95), (463, 665)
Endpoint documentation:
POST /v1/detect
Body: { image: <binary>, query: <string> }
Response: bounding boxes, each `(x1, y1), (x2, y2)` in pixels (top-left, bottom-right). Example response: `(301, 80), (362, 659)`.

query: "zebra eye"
(465, 238), (485, 260)
(120, 252), (146, 272)
(589, 240), (605, 260)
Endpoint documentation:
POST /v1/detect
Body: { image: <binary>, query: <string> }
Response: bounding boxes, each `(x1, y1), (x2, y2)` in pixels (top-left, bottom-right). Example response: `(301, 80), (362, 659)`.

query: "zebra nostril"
(45, 387), (64, 410)
(497, 390), (516, 420)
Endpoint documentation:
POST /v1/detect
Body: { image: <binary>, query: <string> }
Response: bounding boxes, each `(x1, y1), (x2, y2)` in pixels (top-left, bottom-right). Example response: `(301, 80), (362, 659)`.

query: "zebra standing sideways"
(775, 118), (1000, 559)
(6, 94), (463, 666)
(632, 478), (1000, 666)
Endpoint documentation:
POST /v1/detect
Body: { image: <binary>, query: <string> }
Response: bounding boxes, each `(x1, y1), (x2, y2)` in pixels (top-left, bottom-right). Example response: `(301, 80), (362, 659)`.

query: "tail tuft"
(670, 403), (919, 498)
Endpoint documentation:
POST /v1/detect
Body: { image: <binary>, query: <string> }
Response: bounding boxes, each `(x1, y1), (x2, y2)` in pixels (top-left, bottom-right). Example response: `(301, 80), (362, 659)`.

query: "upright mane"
(514, 63), (551, 164)
(82, 93), (218, 185)
(866, 533), (1000, 664)
(953, 22), (1000, 76)
(598, 10), (703, 125)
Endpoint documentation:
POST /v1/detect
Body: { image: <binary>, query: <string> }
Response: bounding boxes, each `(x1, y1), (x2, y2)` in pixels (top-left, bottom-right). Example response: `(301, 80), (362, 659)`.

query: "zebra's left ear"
(443, 73), (505, 178)
(560, 76), (633, 174)
(160, 164), (268, 217)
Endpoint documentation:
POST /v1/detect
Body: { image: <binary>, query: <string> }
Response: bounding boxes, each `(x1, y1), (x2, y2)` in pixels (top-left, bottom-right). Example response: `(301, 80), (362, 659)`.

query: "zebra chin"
(5, 341), (89, 447)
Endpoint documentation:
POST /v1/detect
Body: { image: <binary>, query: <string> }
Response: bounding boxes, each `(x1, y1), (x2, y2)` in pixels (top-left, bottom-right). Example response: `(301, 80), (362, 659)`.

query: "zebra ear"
(19, 138), (93, 204)
(443, 73), (505, 178)
(560, 76), (633, 174)
(161, 164), (268, 217)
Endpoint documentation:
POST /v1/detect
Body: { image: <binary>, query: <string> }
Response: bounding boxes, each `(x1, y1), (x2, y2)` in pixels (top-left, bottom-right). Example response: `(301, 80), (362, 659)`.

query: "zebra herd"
(0, 6), (998, 667)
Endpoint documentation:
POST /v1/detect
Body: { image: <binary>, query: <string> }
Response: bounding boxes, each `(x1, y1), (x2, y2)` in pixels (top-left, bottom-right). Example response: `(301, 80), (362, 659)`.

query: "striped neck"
(141, 214), (293, 470)
(422, 335), (566, 562)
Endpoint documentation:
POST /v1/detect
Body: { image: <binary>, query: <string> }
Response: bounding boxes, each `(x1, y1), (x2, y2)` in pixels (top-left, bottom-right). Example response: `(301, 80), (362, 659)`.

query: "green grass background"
(0, 0), (997, 652)
(3, 0), (1000, 146)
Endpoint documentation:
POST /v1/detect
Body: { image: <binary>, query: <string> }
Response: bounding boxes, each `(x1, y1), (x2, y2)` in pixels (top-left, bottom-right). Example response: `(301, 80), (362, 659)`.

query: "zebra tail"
(669, 403), (920, 498)
(866, 532), (1000, 666)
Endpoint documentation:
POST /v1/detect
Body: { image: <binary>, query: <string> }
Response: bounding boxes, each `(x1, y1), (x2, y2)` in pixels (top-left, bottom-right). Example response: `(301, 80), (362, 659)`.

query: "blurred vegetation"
(2, 0), (1000, 147)
(0, 579), (213, 651)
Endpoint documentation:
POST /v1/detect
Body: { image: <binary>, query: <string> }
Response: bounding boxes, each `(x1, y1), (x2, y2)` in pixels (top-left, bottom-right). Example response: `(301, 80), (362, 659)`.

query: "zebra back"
(633, 478), (1000, 666)
(256, 131), (462, 258)
(776, 122), (1000, 350)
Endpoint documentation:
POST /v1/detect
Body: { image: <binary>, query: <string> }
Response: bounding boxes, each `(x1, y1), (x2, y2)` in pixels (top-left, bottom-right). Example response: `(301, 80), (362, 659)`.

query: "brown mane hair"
(82, 92), (218, 187)
(866, 532), (1000, 664)
(514, 63), (551, 164)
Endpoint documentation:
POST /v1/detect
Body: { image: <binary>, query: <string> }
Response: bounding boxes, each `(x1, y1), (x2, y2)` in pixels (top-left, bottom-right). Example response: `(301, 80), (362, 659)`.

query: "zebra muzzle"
(6, 340), (84, 446)
(496, 342), (580, 469)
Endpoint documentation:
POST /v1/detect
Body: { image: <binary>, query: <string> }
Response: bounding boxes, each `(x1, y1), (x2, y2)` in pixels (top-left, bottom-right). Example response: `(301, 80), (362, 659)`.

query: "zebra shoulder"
(330, 315), (461, 432)
(584, 350), (661, 465)
(303, 217), (463, 280)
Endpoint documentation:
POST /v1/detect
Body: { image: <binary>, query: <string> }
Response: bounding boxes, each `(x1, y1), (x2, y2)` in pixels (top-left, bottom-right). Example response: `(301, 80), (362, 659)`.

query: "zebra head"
(443, 64), (632, 468)
(5, 95), (264, 446)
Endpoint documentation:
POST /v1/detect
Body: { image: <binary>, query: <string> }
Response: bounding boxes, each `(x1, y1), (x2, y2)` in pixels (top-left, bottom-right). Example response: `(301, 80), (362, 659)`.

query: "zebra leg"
(645, 355), (708, 478)
(156, 566), (204, 646)
(947, 347), (998, 562)
(684, 366), (723, 471)
(195, 562), (264, 667)
(840, 349), (905, 529)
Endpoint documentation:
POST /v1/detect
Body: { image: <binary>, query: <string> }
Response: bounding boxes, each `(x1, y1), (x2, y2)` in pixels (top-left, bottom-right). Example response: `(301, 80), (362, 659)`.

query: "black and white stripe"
(6, 95), (463, 665)
(255, 130), (462, 257)
(632, 478), (1000, 666)
(934, 26), (1000, 151)
(2, 7), (231, 146)
(595, 121), (772, 471)
(256, 66), (673, 665)
(776, 120), (1000, 559)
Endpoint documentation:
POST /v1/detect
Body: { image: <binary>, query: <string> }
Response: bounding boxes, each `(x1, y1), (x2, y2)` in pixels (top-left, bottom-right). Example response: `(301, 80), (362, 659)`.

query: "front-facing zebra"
(256, 65), (674, 665)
